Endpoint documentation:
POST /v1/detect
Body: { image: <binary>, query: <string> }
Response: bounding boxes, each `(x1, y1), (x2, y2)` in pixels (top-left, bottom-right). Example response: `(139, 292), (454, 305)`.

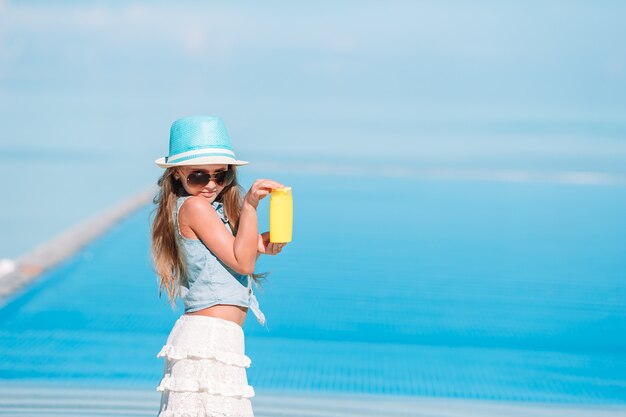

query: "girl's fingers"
(254, 179), (284, 190)
(262, 242), (286, 255)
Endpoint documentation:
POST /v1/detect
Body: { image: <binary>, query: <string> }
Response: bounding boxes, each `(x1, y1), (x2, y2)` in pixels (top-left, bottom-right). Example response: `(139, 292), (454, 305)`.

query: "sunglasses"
(186, 168), (235, 187)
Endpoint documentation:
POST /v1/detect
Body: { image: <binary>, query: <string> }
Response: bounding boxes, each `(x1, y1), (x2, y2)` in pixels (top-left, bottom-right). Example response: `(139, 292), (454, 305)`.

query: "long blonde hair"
(150, 165), (268, 309)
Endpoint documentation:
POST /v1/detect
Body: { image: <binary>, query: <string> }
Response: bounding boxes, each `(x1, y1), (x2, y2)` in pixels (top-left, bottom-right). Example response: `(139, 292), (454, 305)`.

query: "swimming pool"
(0, 171), (624, 406)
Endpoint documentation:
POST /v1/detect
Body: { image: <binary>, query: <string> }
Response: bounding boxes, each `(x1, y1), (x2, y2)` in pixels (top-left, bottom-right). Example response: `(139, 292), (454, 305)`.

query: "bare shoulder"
(179, 196), (220, 225)
(179, 196), (229, 244)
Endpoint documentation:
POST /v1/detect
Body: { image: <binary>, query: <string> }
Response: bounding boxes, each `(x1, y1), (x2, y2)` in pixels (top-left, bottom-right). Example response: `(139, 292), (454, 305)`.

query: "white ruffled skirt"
(156, 314), (255, 417)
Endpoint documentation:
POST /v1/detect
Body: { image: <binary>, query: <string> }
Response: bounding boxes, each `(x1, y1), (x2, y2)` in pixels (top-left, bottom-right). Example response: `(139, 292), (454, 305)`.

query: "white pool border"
(0, 184), (157, 305)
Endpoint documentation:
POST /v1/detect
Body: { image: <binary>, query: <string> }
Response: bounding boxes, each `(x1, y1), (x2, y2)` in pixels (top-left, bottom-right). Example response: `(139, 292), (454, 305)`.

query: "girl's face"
(174, 164), (230, 202)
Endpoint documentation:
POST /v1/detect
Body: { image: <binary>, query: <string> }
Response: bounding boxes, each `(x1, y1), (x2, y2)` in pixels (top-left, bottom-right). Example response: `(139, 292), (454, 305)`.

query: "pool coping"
(0, 383), (624, 417)
(0, 184), (158, 305)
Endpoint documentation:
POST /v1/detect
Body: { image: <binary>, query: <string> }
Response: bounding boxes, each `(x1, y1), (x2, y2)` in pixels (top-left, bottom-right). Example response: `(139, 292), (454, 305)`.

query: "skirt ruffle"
(157, 391), (254, 417)
(156, 315), (255, 417)
(158, 345), (252, 368)
(157, 375), (254, 399)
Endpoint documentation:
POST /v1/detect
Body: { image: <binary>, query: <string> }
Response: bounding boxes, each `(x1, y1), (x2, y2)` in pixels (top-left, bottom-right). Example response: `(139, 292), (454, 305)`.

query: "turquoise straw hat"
(155, 115), (249, 168)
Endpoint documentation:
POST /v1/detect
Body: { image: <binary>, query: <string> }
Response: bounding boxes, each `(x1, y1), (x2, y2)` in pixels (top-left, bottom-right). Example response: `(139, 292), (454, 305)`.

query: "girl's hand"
(244, 179), (285, 209)
(258, 231), (287, 255)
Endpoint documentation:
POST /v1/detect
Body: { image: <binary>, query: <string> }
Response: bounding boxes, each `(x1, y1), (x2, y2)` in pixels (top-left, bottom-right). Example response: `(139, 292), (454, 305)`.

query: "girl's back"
(174, 194), (266, 326)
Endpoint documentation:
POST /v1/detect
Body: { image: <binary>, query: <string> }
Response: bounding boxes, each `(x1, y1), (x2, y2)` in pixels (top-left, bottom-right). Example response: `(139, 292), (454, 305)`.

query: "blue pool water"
(0, 172), (625, 404)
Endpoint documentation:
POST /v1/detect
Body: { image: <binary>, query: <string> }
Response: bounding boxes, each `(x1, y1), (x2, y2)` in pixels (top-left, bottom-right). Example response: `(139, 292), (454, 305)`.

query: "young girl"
(151, 115), (287, 417)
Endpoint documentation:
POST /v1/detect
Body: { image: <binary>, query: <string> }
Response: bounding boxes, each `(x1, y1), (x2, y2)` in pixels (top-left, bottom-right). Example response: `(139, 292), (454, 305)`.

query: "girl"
(151, 115), (287, 417)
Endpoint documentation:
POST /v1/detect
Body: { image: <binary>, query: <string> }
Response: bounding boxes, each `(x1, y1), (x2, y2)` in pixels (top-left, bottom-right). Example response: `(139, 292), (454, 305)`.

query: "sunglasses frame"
(185, 167), (235, 187)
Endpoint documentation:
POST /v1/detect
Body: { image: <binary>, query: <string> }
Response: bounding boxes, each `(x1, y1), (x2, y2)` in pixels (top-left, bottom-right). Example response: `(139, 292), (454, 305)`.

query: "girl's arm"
(183, 179), (283, 275)
(232, 198), (260, 273)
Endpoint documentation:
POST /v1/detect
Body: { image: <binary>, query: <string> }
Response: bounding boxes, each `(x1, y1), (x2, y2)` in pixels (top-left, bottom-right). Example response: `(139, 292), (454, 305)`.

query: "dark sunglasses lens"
(187, 171), (210, 186)
(215, 170), (234, 185)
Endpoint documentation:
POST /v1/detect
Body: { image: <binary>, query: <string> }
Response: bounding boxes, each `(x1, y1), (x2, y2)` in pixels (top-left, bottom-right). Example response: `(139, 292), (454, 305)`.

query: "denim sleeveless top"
(174, 196), (267, 327)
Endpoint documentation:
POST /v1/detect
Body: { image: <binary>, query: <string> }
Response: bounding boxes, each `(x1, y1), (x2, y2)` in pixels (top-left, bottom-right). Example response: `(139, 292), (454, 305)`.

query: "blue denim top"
(174, 195), (267, 327)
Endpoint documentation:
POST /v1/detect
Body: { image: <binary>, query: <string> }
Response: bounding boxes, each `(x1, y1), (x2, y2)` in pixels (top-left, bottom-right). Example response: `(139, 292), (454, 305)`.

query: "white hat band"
(166, 148), (236, 163)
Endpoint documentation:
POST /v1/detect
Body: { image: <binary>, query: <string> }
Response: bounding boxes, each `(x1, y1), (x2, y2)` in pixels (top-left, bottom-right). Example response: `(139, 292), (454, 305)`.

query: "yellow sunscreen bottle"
(269, 186), (293, 243)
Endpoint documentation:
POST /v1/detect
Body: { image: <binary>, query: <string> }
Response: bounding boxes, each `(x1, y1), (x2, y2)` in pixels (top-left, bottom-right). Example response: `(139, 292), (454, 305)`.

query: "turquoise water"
(0, 172), (625, 403)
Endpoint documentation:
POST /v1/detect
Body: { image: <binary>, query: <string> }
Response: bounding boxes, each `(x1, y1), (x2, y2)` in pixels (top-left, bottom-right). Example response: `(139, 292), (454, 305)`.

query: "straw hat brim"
(155, 156), (249, 168)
